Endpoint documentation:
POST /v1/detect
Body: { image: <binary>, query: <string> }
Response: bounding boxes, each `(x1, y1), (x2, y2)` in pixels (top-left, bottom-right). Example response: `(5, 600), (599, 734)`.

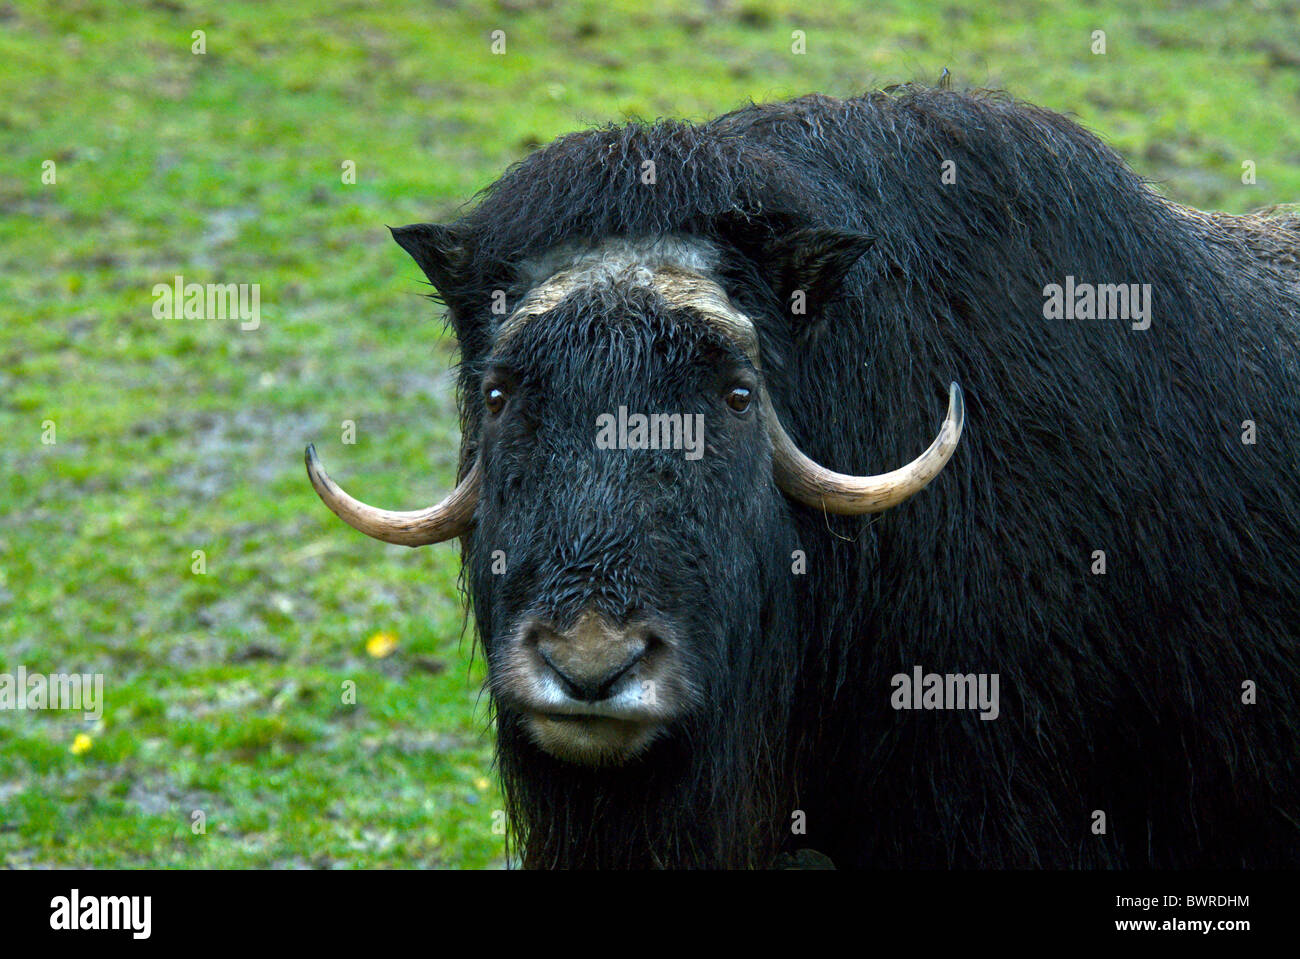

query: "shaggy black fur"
(395, 86), (1300, 868)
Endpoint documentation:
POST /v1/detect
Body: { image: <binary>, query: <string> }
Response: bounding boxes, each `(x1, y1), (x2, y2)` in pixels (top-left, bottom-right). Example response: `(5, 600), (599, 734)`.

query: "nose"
(524, 611), (651, 702)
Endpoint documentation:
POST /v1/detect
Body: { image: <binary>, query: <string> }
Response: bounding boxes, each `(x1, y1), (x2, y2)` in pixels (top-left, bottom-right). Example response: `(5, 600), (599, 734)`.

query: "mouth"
(491, 610), (695, 765)
(524, 710), (665, 765)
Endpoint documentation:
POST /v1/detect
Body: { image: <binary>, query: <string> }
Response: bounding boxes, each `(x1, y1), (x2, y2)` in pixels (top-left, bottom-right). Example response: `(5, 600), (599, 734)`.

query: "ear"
(767, 228), (875, 325)
(389, 223), (467, 299)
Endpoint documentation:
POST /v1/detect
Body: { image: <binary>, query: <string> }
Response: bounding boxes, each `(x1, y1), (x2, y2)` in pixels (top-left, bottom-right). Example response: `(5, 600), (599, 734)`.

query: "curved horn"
(769, 382), (965, 514)
(304, 444), (480, 546)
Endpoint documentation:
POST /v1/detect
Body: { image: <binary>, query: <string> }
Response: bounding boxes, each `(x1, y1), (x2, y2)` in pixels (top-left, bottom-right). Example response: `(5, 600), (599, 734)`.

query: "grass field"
(2, 0), (1298, 868)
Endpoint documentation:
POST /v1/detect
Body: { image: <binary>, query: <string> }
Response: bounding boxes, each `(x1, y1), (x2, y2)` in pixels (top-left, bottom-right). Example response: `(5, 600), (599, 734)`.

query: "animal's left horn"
(770, 382), (965, 514)
(304, 444), (480, 546)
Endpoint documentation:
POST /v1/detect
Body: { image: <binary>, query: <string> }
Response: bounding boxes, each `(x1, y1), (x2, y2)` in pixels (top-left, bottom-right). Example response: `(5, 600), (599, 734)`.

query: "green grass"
(1, 0), (1297, 868)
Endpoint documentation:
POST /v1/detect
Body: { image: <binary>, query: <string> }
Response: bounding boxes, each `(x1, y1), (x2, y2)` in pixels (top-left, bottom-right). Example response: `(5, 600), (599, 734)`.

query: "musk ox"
(306, 87), (1300, 868)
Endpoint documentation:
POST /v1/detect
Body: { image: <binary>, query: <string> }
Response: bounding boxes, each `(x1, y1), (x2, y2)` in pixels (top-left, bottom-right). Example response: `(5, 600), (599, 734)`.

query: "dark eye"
(725, 385), (752, 414)
(485, 386), (508, 416)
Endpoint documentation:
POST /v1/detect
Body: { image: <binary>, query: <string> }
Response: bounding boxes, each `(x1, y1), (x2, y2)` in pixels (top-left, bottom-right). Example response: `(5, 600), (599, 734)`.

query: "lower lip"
(526, 711), (662, 764)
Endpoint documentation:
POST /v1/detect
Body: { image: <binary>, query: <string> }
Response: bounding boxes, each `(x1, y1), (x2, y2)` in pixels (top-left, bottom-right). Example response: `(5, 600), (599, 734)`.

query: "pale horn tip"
(946, 382), (965, 440)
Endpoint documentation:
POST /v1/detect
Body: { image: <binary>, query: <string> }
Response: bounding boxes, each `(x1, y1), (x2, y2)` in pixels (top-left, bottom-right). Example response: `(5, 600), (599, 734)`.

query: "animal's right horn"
(304, 444), (480, 546)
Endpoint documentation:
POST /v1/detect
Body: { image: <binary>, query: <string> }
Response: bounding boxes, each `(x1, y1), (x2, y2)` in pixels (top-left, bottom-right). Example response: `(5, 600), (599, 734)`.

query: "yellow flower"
(71, 733), (93, 755)
(474, 777), (490, 791)
(366, 631), (398, 658)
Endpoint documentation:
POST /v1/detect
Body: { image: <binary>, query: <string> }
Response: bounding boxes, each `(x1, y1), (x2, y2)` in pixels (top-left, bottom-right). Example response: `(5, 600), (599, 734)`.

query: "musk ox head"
(306, 232), (963, 768)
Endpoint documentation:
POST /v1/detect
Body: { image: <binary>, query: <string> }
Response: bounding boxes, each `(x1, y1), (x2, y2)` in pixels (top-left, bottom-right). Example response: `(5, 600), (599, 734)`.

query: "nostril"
(610, 643), (646, 680)
(541, 654), (608, 702)
(537, 641), (644, 703)
(535, 644), (576, 688)
(518, 613), (669, 702)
